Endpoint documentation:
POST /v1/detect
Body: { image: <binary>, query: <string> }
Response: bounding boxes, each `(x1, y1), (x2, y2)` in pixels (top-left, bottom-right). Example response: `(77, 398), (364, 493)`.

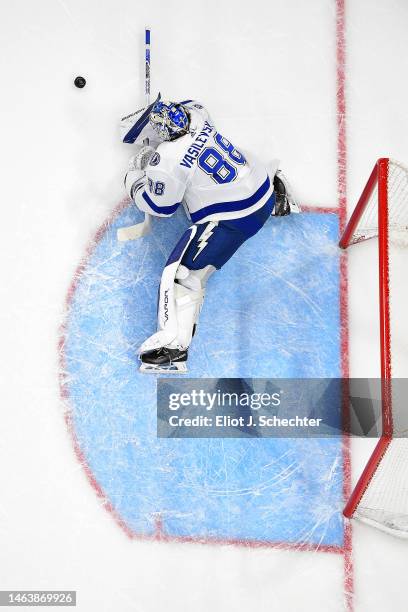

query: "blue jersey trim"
(142, 190), (180, 216)
(190, 176), (271, 223)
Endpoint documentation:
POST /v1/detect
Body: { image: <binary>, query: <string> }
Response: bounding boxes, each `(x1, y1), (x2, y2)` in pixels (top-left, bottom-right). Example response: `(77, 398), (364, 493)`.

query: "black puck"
(74, 76), (86, 88)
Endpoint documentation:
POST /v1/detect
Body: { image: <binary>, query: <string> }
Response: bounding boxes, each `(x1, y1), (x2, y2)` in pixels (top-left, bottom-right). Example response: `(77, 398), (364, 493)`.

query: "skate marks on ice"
(61, 204), (344, 547)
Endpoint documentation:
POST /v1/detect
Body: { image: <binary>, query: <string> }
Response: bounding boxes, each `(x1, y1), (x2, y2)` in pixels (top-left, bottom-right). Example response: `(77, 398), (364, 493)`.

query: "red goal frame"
(340, 158), (393, 518)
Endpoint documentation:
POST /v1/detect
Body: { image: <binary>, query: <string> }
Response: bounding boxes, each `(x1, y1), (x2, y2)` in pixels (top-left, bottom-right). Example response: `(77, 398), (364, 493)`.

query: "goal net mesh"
(355, 439), (408, 535)
(348, 159), (408, 246)
(343, 158), (408, 537)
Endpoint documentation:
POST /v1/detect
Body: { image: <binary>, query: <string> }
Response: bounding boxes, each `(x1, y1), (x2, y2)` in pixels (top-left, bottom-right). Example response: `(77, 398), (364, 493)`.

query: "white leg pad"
(138, 226), (198, 355)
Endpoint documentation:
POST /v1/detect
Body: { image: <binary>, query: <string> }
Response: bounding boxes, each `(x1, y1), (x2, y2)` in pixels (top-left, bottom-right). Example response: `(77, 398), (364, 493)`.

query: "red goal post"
(340, 158), (408, 537)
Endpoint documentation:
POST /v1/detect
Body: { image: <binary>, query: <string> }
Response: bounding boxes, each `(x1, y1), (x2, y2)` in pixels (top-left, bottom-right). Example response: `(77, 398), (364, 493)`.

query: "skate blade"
(290, 200), (302, 214)
(139, 362), (187, 375)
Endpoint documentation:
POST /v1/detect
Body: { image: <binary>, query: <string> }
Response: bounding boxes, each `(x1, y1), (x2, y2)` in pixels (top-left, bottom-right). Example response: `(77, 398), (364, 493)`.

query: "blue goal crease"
(64, 206), (344, 547)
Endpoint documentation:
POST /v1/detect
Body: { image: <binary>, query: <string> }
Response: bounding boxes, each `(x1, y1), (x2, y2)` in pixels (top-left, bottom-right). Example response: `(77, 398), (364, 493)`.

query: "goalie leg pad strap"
(171, 265), (215, 349)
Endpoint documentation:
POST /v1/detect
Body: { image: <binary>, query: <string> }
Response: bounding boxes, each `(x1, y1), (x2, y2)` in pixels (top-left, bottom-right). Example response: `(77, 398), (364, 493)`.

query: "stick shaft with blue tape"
(145, 28), (151, 108)
(140, 27), (151, 236)
(117, 29), (152, 241)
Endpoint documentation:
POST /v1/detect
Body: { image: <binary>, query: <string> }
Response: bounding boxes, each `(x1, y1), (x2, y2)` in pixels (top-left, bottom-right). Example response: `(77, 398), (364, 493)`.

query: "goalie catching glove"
(124, 146), (158, 201)
(123, 146), (156, 202)
(128, 145), (156, 171)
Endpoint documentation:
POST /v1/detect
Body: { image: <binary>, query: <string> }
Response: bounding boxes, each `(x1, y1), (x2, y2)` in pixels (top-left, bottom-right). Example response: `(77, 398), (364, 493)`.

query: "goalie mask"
(149, 99), (190, 141)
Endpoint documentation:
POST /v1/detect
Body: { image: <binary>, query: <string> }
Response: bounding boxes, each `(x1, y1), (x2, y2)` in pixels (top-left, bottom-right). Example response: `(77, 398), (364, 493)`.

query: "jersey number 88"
(198, 133), (246, 185)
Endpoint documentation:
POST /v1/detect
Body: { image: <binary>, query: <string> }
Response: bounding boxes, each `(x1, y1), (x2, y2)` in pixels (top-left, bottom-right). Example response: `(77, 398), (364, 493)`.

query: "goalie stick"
(118, 27), (152, 242)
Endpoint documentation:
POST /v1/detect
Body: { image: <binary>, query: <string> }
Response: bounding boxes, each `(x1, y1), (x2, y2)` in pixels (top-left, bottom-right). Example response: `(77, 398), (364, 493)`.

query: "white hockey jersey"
(126, 101), (277, 224)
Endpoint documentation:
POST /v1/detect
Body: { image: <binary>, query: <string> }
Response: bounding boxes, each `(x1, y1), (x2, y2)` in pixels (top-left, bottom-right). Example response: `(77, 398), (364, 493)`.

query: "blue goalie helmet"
(149, 99), (190, 141)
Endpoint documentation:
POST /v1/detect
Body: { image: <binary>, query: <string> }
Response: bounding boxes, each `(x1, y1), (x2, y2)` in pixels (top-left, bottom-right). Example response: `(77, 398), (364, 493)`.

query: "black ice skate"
(139, 346), (188, 374)
(273, 171), (301, 216)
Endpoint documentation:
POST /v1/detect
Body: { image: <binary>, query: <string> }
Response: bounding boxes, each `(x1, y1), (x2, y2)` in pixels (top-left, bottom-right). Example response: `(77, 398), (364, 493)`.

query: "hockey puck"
(74, 76), (86, 89)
